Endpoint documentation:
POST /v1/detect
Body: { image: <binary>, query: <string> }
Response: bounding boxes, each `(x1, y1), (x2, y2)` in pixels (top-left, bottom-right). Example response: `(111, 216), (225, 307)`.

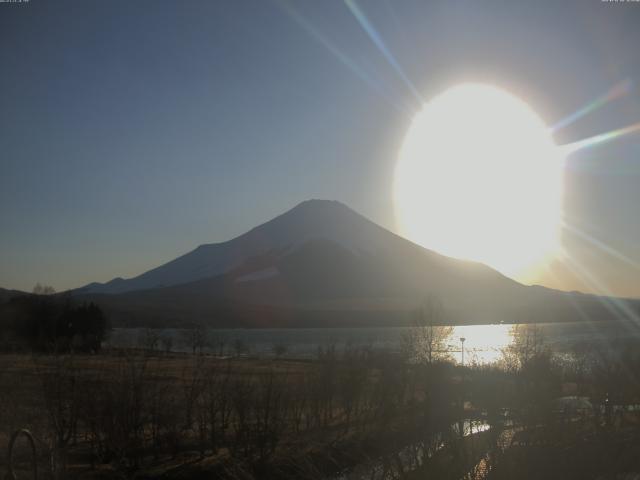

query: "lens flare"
(561, 218), (640, 270)
(276, 0), (411, 113)
(559, 252), (640, 326)
(552, 79), (633, 132)
(561, 121), (640, 155)
(344, 0), (423, 103)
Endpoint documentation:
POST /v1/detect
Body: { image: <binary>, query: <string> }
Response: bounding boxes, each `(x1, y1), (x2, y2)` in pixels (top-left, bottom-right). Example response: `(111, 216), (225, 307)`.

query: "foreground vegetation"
(2, 323), (640, 480)
(0, 291), (109, 353)
(2, 294), (640, 479)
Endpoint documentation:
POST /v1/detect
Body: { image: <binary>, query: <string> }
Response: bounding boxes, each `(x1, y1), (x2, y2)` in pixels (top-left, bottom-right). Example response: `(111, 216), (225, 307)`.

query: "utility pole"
(459, 336), (467, 440)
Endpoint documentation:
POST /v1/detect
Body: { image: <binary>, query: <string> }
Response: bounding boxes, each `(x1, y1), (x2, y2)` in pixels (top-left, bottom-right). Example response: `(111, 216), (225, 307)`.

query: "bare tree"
(251, 369), (288, 469)
(33, 283), (56, 295)
(39, 355), (80, 478)
(403, 295), (453, 364)
(502, 323), (547, 372)
(183, 324), (208, 355)
(160, 332), (173, 354)
(338, 352), (367, 431)
(201, 362), (233, 454)
(233, 338), (249, 357)
(139, 328), (161, 354)
(272, 343), (288, 358)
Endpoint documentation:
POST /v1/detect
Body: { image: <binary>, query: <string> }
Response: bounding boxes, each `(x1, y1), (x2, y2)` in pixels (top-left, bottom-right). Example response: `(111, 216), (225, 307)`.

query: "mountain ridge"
(78, 199), (511, 295)
(64, 199), (640, 328)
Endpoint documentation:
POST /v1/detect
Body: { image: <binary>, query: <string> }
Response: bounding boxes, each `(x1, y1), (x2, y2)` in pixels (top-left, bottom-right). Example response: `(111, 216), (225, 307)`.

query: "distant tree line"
(0, 287), (109, 352)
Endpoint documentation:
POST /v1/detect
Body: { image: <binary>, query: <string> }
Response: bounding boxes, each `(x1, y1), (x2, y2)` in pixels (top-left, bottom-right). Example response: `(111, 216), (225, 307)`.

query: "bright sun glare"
(394, 84), (565, 281)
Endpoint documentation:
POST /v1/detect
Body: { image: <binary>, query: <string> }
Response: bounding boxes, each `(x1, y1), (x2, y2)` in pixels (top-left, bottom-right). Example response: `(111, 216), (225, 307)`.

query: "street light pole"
(459, 336), (467, 439)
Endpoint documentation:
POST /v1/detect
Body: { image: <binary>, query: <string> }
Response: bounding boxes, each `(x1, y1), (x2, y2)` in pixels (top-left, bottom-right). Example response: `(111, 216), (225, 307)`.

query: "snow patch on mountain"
(77, 200), (424, 294)
(235, 266), (280, 283)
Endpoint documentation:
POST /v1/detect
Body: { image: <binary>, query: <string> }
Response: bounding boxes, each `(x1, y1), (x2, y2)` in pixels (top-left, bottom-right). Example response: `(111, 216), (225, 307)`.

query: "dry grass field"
(2, 336), (640, 480)
(0, 349), (450, 479)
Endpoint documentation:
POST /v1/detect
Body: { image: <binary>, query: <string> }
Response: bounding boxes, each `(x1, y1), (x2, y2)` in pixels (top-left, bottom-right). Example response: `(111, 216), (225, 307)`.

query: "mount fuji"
(73, 200), (634, 327)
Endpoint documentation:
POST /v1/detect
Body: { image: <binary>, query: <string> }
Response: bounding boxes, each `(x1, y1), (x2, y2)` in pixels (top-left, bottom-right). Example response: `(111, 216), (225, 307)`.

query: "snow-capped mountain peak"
(78, 200), (409, 294)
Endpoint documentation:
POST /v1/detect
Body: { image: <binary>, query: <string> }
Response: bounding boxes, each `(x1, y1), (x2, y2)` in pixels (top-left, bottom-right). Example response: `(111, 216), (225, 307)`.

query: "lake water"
(108, 320), (632, 364)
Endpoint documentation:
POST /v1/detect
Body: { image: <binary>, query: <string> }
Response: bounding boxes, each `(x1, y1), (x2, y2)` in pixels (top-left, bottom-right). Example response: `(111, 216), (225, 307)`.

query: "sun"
(394, 83), (565, 282)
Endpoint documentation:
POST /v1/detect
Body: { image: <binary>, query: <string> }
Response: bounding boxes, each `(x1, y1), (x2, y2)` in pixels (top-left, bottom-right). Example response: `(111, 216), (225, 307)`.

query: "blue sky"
(1, 0), (640, 297)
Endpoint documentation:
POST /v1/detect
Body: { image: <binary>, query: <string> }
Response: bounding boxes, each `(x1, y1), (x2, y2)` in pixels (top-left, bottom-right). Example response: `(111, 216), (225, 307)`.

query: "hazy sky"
(2, 0), (640, 297)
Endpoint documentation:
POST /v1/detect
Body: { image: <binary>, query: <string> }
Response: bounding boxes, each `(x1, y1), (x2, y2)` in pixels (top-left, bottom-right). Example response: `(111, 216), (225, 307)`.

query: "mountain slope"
(0, 287), (26, 303)
(79, 199), (514, 296)
(73, 200), (526, 326)
(74, 199), (639, 328)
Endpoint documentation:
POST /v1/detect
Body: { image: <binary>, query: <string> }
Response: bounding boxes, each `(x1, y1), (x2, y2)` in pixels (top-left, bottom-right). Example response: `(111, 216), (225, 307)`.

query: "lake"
(107, 320), (632, 364)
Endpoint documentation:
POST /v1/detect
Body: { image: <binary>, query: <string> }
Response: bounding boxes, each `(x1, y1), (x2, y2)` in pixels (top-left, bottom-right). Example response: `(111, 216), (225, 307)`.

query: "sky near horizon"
(1, 0), (640, 297)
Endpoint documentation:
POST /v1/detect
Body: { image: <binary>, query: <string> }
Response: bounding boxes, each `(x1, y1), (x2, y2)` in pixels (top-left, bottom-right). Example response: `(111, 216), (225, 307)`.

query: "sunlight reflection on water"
(449, 324), (513, 364)
(110, 321), (622, 364)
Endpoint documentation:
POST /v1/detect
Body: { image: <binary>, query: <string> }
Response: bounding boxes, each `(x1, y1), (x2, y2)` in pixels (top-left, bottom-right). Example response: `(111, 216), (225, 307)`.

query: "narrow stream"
(330, 420), (491, 480)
